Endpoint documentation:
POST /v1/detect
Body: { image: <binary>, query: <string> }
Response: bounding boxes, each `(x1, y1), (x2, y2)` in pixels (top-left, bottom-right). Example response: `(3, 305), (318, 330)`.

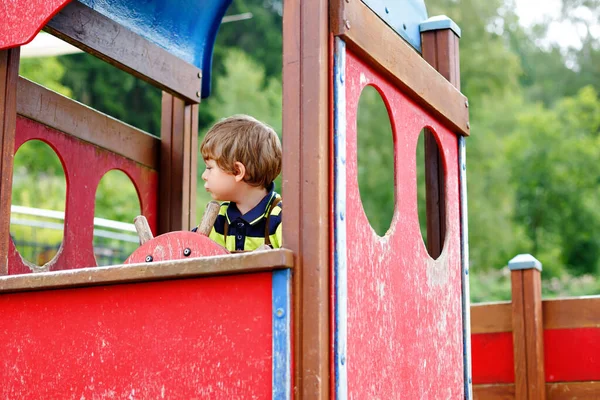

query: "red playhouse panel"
(0, 1), (73, 50)
(343, 50), (463, 397)
(471, 332), (515, 384)
(0, 273), (273, 399)
(9, 116), (158, 274)
(545, 328), (600, 382)
(125, 231), (229, 264)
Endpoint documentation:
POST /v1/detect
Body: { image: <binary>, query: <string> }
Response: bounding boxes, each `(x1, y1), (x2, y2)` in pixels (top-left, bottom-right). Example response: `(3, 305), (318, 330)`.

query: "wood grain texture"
(471, 302), (512, 334)
(0, 248), (294, 293)
(16, 77), (159, 169)
(523, 269), (546, 399)
(283, 0), (330, 397)
(44, 1), (202, 103)
(474, 382), (600, 400)
(511, 270), (528, 400)
(331, 0), (470, 136)
(544, 296), (600, 329)
(473, 384), (515, 400)
(158, 94), (198, 234)
(0, 48), (19, 275)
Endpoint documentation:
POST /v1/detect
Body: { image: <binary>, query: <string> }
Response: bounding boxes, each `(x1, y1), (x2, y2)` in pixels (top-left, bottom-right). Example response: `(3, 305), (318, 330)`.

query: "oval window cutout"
(94, 170), (141, 266)
(10, 140), (66, 267)
(357, 85), (395, 236)
(416, 128), (446, 259)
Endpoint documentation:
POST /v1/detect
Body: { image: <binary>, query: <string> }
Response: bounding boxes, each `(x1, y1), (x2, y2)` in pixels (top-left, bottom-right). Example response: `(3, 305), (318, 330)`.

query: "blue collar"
(226, 183), (277, 225)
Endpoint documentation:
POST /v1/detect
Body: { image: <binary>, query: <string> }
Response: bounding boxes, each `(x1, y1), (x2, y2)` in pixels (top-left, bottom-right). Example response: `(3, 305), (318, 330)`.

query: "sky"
(515, 0), (599, 49)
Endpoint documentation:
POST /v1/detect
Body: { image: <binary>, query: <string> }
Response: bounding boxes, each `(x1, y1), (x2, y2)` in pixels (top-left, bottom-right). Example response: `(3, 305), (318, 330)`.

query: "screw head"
(466, 121), (471, 129)
(183, 248), (191, 257)
(145, 255), (153, 262)
(385, 7), (389, 14)
(344, 19), (351, 30)
(197, 72), (201, 78)
(465, 99), (469, 108)
(196, 91), (201, 98)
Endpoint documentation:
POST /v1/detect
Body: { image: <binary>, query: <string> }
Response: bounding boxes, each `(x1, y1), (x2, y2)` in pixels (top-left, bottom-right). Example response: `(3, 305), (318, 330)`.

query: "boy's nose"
(201, 170), (207, 181)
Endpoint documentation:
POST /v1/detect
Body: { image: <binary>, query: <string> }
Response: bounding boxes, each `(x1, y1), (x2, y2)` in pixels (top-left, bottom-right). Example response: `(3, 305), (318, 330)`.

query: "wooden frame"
(158, 94), (198, 233)
(283, 0), (330, 398)
(331, 0), (470, 136)
(0, 249), (294, 293)
(0, 48), (20, 276)
(16, 77), (160, 169)
(44, 1), (203, 103)
(474, 381), (600, 400)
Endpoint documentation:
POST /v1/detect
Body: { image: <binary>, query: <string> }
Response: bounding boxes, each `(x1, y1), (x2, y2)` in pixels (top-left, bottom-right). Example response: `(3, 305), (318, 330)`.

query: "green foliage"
(19, 57), (72, 97)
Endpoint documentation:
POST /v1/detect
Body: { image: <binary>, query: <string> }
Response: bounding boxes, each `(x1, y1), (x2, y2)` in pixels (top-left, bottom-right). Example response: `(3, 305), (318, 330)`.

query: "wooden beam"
(331, 0), (470, 136)
(16, 77), (159, 169)
(0, 249), (294, 293)
(473, 383), (515, 400)
(511, 270), (529, 400)
(44, 1), (202, 103)
(474, 382), (600, 400)
(0, 48), (19, 276)
(544, 297), (600, 330)
(471, 302), (512, 334)
(283, 0), (330, 397)
(158, 93), (198, 233)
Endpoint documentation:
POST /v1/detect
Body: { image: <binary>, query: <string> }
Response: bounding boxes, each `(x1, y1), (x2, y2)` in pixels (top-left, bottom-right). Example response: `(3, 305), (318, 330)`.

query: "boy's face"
(201, 159), (238, 201)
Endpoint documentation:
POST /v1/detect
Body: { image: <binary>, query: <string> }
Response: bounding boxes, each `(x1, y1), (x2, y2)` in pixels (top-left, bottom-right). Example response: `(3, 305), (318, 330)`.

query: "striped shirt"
(204, 188), (282, 252)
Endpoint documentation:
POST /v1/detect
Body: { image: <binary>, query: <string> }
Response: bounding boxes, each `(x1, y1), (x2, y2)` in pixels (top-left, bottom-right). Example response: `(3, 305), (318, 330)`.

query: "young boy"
(195, 115), (282, 252)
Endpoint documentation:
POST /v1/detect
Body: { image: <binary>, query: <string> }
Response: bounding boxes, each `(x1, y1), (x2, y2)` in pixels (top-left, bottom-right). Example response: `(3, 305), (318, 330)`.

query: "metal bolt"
(466, 121), (470, 129)
(197, 72), (201, 78)
(196, 91), (201, 98)
(145, 255), (153, 262)
(275, 308), (284, 318)
(183, 248), (191, 257)
(344, 19), (351, 30)
(465, 99), (469, 108)
(403, 23), (407, 30)
(384, 7), (389, 14)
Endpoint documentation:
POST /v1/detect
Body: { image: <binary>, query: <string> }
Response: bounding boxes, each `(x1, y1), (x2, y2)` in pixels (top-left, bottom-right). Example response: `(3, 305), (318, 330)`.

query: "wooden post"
(158, 93), (198, 234)
(0, 48), (20, 275)
(421, 17), (462, 258)
(509, 254), (546, 400)
(283, 0), (330, 397)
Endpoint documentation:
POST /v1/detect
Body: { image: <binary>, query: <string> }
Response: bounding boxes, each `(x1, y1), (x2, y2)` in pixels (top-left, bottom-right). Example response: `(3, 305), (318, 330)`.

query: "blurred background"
(11, 0), (599, 301)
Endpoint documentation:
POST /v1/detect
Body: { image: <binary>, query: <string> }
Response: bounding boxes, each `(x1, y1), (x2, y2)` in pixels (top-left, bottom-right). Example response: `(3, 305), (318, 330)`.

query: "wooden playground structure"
(0, 0), (598, 398)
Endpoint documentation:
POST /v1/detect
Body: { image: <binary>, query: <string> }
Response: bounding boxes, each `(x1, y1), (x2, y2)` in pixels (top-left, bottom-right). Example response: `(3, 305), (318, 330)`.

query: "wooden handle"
(197, 201), (220, 236)
(134, 215), (154, 245)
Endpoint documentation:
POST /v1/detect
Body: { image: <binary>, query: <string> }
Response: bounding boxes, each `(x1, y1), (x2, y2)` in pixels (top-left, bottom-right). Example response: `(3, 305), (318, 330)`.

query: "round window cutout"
(357, 85), (395, 236)
(416, 128), (446, 259)
(94, 170), (141, 266)
(10, 140), (66, 266)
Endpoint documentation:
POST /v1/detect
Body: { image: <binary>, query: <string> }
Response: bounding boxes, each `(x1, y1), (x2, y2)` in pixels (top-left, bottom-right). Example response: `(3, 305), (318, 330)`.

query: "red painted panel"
(125, 231), (228, 264)
(0, 273), (273, 399)
(344, 50), (463, 397)
(9, 116), (158, 273)
(545, 328), (600, 382)
(0, 1), (73, 50)
(471, 332), (514, 384)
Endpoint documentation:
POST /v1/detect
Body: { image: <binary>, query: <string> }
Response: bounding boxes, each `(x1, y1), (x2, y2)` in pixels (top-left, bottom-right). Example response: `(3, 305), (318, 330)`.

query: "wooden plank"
(474, 382), (600, 400)
(544, 296), (600, 330)
(471, 302), (512, 334)
(523, 269), (546, 399)
(16, 77), (159, 169)
(331, 0), (470, 136)
(284, 0), (330, 397)
(158, 93), (197, 234)
(0, 249), (294, 293)
(0, 48), (19, 276)
(421, 28), (460, 258)
(473, 384), (515, 399)
(44, 1), (202, 103)
(511, 270), (528, 400)
(547, 381), (600, 399)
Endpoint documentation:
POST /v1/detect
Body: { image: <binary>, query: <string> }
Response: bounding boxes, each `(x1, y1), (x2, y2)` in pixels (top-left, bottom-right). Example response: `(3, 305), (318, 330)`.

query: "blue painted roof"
(361, 0), (428, 52)
(80, 0), (233, 98)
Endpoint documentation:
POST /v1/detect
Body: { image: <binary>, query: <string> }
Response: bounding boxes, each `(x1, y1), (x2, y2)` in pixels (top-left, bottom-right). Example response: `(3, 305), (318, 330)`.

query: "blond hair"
(200, 115), (282, 188)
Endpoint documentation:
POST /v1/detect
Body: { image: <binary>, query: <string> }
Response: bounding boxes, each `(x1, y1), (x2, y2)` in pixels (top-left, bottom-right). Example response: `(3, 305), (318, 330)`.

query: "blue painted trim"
(333, 37), (348, 400)
(80, 0), (233, 98)
(459, 137), (473, 399)
(272, 269), (291, 400)
(361, 0), (428, 52)
(420, 15), (462, 38)
(508, 254), (542, 271)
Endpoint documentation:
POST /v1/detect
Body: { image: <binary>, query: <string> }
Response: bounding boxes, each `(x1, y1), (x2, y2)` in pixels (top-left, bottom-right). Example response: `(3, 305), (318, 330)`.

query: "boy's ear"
(233, 162), (246, 182)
